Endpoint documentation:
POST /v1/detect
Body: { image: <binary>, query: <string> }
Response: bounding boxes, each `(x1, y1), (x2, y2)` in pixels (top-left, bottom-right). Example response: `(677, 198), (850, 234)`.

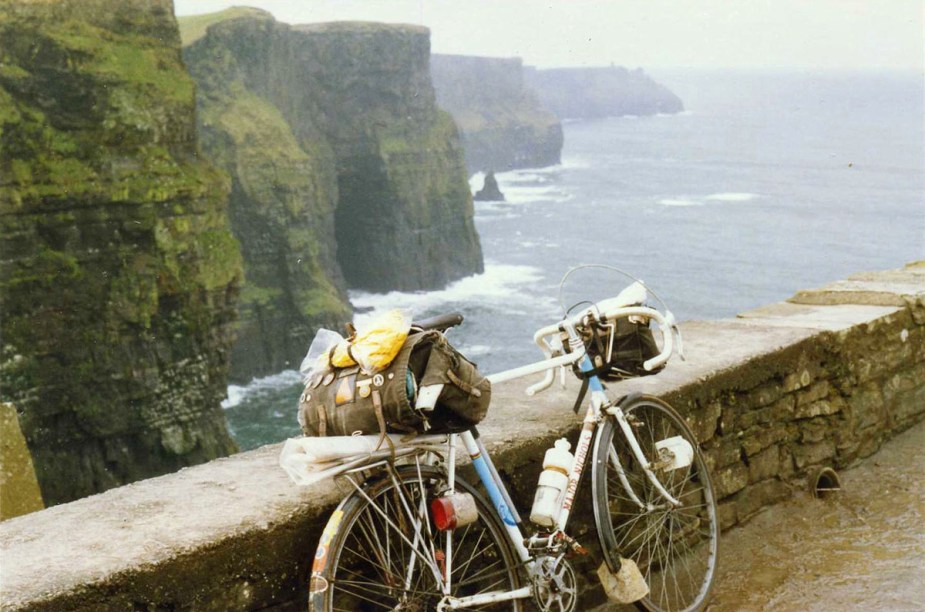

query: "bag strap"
(372, 389), (387, 451)
(572, 378), (589, 414)
(316, 404), (327, 436)
(446, 369), (482, 397)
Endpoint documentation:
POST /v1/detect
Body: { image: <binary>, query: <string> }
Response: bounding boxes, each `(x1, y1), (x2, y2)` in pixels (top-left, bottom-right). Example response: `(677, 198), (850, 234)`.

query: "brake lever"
(665, 309), (685, 361)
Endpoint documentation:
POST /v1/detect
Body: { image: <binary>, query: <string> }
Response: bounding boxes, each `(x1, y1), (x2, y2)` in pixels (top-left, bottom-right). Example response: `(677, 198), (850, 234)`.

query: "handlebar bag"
(566, 317), (663, 380)
(298, 330), (491, 438)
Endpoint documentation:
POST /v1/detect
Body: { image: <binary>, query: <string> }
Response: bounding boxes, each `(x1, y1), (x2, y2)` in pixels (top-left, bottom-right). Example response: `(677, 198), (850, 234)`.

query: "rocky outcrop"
(525, 66), (683, 119)
(181, 9), (350, 381)
(0, 0), (241, 504)
(182, 13), (483, 380)
(431, 54), (562, 173)
(474, 172), (505, 202)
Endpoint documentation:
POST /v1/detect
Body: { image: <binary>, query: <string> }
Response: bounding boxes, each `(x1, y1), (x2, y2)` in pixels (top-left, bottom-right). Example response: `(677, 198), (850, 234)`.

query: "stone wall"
(1, 263), (922, 609)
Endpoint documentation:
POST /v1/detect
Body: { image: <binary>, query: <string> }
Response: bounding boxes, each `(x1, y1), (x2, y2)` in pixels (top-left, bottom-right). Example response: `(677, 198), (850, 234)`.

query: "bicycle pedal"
(597, 559), (649, 604)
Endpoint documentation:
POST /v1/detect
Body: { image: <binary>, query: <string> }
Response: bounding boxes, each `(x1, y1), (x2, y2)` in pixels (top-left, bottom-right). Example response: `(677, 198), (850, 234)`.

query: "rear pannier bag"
(565, 317), (662, 380)
(298, 330), (490, 437)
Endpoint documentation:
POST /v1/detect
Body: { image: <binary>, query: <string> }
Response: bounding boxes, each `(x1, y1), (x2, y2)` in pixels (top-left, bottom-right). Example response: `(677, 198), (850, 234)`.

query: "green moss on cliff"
(0, 0), (242, 505)
(183, 16), (350, 381)
(177, 6), (271, 46)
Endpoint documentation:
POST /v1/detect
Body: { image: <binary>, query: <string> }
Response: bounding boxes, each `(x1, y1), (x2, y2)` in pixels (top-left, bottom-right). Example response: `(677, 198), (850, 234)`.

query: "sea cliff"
(182, 11), (483, 379)
(431, 54), (563, 173)
(526, 65), (683, 119)
(0, 0), (241, 504)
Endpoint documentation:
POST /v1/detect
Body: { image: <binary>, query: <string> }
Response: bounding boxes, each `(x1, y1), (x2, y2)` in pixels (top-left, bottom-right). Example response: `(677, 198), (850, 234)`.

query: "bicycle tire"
(309, 463), (523, 611)
(592, 395), (719, 612)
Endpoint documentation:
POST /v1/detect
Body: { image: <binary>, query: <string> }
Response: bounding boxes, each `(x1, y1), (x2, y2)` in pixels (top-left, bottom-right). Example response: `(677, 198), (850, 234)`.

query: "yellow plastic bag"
(314, 309), (413, 374)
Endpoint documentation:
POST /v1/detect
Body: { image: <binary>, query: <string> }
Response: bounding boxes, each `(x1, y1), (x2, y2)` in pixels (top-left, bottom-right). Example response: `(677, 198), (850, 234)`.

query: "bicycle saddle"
(411, 312), (464, 332)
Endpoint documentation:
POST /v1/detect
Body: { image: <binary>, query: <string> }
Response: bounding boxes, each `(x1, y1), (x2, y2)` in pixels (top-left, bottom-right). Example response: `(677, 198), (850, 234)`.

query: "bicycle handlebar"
(525, 303), (676, 396)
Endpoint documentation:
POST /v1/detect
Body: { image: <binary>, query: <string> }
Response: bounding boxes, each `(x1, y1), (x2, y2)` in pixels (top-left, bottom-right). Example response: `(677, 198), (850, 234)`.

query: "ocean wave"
(349, 263), (549, 322)
(659, 198), (703, 207)
(655, 111), (694, 118)
(705, 192), (760, 202)
(503, 186), (572, 205)
(222, 369), (302, 409)
(658, 192), (761, 207)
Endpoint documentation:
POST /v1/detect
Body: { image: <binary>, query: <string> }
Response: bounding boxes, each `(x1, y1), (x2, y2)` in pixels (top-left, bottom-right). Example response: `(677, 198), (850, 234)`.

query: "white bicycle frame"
(434, 305), (683, 609)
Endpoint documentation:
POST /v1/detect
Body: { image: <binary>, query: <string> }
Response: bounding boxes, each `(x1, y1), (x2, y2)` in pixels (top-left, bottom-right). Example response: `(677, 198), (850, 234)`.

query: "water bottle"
(529, 438), (574, 527)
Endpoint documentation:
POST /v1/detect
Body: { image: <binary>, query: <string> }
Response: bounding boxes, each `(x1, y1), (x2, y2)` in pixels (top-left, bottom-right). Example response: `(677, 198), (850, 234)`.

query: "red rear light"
(431, 497), (457, 531)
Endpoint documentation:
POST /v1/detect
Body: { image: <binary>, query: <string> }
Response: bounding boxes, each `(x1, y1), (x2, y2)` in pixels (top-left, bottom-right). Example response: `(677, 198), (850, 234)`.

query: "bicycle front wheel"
(592, 395), (719, 612)
(309, 463), (523, 611)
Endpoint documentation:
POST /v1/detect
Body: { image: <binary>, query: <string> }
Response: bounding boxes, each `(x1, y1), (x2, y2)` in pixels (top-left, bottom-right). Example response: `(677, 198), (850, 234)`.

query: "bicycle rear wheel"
(592, 395), (719, 612)
(309, 462), (523, 611)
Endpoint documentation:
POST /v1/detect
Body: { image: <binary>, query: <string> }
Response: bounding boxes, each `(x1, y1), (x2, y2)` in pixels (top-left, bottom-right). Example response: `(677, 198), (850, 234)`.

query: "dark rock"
(474, 172), (505, 202)
(431, 54), (563, 173)
(525, 65), (684, 119)
(0, 0), (240, 504)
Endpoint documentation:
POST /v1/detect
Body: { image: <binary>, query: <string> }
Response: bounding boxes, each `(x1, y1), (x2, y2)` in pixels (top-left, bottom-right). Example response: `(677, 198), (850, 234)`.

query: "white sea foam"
(659, 198), (703, 207)
(468, 171), (486, 193)
(658, 192), (761, 207)
(222, 369), (302, 409)
(705, 192), (759, 202)
(501, 185), (571, 204)
(349, 264), (549, 323)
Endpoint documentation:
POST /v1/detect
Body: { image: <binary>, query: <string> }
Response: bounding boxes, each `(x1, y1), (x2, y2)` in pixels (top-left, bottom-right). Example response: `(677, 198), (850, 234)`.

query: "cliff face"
(289, 24), (483, 291)
(0, 0), (241, 504)
(431, 54), (562, 173)
(525, 66), (684, 119)
(182, 13), (483, 381)
(182, 10), (350, 381)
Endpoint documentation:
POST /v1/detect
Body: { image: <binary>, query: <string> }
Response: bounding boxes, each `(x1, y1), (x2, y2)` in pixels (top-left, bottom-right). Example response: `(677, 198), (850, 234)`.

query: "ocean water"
(224, 70), (925, 450)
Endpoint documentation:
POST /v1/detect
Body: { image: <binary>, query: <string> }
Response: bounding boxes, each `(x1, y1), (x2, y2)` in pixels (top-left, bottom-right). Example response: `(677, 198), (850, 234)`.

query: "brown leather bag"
(298, 331), (491, 437)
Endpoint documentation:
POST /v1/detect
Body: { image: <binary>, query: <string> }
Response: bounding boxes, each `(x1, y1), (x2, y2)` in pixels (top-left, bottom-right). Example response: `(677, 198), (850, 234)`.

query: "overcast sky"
(174, 0), (924, 72)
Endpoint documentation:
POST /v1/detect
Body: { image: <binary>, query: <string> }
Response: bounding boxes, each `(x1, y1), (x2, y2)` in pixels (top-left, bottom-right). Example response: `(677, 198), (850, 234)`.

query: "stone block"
(791, 439), (837, 469)
(738, 396), (795, 429)
(848, 383), (887, 429)
(856, 430), (886, 458)
(744, 380), (785, 410)
(783, 368), (813, 392)
(715, 463), (750, 498)
(802, 416), (839, 444)
(709, 439), (743, 470)
(892, 384), (925, 423)
(747, 444), (780, 483)
(796, 381), (830, 407)
(794, 397), (843, 420)
(740, 423), (788, 456)
(718, 499), (738, 531)
(688, 400), (722, 443)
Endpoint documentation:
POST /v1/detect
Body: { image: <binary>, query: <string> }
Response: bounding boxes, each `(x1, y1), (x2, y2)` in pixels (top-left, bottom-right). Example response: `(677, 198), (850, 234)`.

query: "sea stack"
(474, 172), (506, 201)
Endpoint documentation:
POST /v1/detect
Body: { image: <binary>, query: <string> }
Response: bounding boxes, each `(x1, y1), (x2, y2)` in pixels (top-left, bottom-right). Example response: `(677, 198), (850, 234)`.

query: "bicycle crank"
(533, 555), (578, 612)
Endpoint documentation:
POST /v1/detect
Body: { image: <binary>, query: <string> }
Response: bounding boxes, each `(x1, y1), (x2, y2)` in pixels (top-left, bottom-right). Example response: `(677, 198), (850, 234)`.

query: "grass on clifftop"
(177, 6), (271, 46)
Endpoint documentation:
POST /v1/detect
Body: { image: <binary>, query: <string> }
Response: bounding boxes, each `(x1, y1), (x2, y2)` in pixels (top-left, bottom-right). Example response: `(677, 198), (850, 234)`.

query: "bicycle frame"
(437, 351), (681, 609)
